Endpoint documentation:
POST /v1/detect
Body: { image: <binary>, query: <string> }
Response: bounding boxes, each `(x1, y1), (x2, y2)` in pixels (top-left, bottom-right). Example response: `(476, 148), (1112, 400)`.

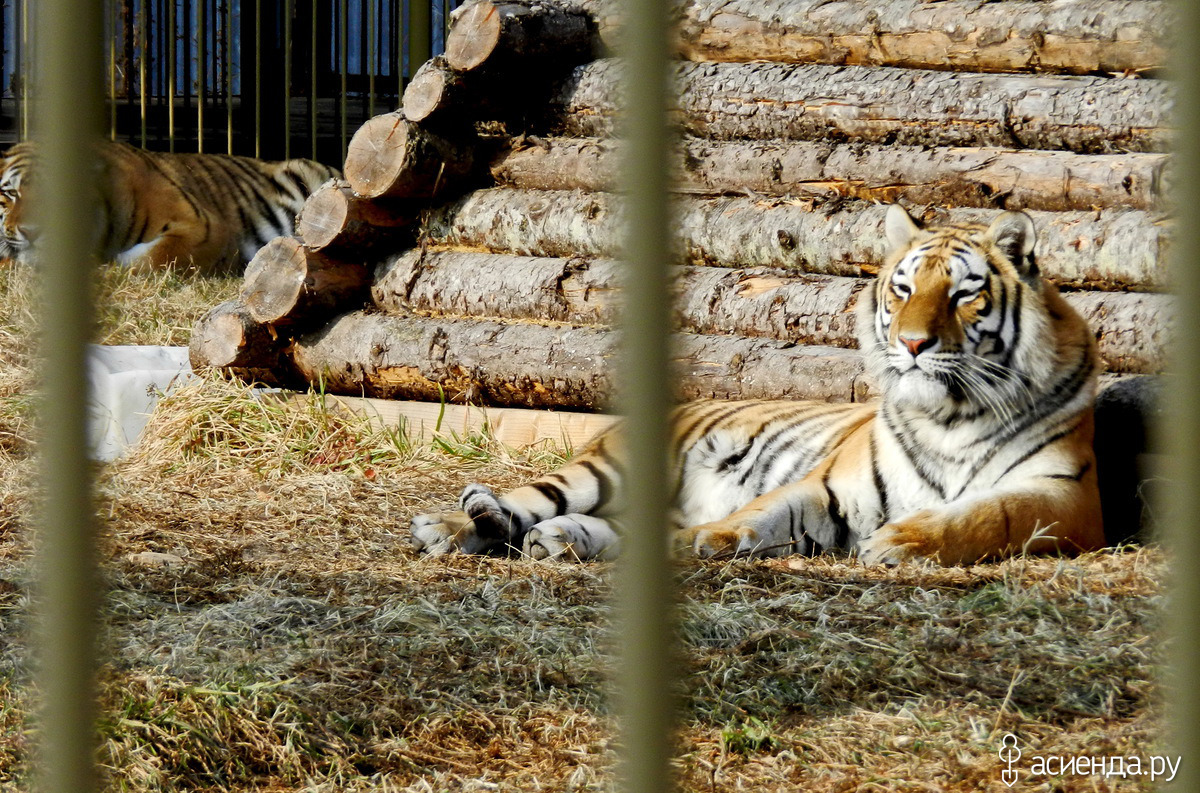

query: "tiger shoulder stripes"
(410, 204), (1105, 565)
(0, 140), (339, 273)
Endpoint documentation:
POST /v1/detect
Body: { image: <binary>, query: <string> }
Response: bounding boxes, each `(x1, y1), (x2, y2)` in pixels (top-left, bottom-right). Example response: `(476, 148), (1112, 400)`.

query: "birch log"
(422, 188), (1170, 291)
(344, 113), (475, 199)
(240, 237), (370, 330)
(552, 60), (1170, 154)
(296, 183), (418, 254)
(676, 0), (1169, 76)
(288, 312), (873, 408)
(491, 137), (1167, 212)
(188, 299), (290, 385)
(373, 250), (1171, 374)
(445, 0), (595, 72)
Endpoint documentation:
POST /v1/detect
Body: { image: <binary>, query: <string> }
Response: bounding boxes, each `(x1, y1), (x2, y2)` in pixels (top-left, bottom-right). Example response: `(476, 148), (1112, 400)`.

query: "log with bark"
(288, 311), (873, 408)
(445, 0), (595, 73)
(240, 237), (371, 331)
(552, 60), (1170, 154)
(402, 56), (473, 125)
(422, 188), (1170, 291)
(344, 113), (476, 199)
(491, 136), (1167, 212)
(675, 0), (1169, 76)
(373, 250), (1171, 375)
(297, 183), (419, 255)
(188, 299), (292, 385)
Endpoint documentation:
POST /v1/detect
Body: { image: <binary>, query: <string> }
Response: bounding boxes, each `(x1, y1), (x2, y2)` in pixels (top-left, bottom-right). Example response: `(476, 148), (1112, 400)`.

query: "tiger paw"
(858, 518), (942, 565)
(458, 483), (518, 542)
(523, 514), (620, 562)
(409, 510), (480, 555)
(675, 522), (767, 559)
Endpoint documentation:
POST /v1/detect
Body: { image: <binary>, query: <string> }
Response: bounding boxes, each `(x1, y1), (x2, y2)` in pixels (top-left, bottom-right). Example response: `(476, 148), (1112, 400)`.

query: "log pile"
(190, 0), (1171, 535)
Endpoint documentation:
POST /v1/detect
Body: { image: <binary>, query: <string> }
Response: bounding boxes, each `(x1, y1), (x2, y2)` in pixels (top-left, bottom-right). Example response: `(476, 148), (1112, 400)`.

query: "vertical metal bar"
(367, 0), (375, 118)
(139, 0), (148, 146)
(339, 0), (347, 160)
(283, 0), (292, 159)
(18, 0), (26, 139)
(168, 0), (175, 151)
(108, 1), (117, 139)
(309, 0), (317, 159)
(616, 0), (676, 791)
(254, 0), (261, 157)
(224, 0), (232, 153)
(1167, 0), (1200, 785)
(408, 0), (430, 76)
(31, 0), (104, 790)
(196, 0), (205, 151)
(395, 0), (403, 94)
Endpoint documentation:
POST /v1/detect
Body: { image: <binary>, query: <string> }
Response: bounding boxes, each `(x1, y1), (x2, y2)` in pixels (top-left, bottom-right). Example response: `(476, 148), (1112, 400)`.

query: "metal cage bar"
(615, 0), (678, 790)
(31, 0), (104, 789)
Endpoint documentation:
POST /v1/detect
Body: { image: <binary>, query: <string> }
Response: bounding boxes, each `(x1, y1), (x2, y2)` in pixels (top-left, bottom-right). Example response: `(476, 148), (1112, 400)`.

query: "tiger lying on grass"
(411, 205), (1105, 565)
(0, 140), (338, 274)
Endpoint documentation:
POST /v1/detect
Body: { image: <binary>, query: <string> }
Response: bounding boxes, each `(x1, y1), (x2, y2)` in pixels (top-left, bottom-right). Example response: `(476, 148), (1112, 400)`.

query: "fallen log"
(240, 237), (370, 330)
(344, 113), (476, 199)
(188, 299), (291, 385)
(402, 56), (472, 125)
(372, 249), (1171, 374)
(445, 0), (595, 73)
(490, 137), (1167, 212)
(553, 60), (1170, 154)
(676, 0), (1169, 76)
(288, 312), (873, 408)
(296, 183), (418, 255)
(422, 188), (1170, 291)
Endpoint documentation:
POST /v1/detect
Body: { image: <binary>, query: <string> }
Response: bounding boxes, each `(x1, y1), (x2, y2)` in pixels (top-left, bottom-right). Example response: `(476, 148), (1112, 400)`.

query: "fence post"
(1166, 0), (1200, 785)
(31, 0), (103, 791)
(615, 0), (677, 791)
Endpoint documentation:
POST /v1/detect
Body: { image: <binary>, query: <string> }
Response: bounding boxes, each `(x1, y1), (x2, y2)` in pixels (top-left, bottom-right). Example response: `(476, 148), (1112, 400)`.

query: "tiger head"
(858, 204), (1084, 421)
(0, 143), (37, 264)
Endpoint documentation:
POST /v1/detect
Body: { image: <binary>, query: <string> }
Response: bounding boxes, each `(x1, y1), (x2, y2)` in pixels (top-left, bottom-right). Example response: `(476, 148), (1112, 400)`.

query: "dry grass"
(0, 264), (1167, 792)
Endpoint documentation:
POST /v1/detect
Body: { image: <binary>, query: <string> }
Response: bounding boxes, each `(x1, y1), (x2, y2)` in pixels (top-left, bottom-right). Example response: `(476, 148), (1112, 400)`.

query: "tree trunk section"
(491, 136), (1167, 212)
(372, 249), (1170, 374)
(344, 113), (475, 199)
(288, 312), (873, 408)
(676, 0), (1169, 76)
(402, 56), (470, 125)
(188, 299), (290, 385)
(297, 183), (419, 255)
(445, 0), (595, 72)
(240, 237), (370, 330)
(552, 60), (1170, 154)
(422, 188), (1169, 291)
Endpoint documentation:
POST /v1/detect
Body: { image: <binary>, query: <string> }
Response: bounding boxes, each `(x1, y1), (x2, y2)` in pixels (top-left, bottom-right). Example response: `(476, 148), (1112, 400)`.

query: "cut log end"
(345, 114), (412, 199)
(445, 0), (502, 72)
(297, 188), (353, 251)
(242, 238), (309, 324)
(403, 62), (453, 123)
(189, 299), (281, 371)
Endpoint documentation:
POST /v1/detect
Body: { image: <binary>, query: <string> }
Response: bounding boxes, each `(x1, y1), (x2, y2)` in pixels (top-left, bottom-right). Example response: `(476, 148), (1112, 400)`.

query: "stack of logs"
(191, 0), (1171, 474)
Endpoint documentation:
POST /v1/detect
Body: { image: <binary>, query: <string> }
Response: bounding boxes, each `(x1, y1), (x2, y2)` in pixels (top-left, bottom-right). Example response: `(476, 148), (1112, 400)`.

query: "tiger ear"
(885, 204), (921, 250)
(986, 211), (1037, 273)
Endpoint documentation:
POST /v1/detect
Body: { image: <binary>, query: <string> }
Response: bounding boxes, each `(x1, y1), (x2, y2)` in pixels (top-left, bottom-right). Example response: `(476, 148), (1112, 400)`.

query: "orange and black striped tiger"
(0, 140), (338, 273)
(410, 205), (1105, 565)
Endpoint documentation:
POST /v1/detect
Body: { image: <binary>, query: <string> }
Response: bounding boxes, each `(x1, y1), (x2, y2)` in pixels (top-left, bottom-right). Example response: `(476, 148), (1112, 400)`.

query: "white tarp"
(87, 345), (192, 461)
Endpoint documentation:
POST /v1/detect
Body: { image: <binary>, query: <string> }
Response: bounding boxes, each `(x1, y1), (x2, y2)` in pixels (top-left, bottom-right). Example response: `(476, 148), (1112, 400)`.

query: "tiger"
(410, 204), (1105, 565)
(0, 140), (339, 273)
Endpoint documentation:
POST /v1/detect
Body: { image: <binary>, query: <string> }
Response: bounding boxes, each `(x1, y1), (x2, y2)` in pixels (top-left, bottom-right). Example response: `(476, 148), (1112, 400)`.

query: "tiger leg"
(858, 482), (1104, 565)
(410, 433), (622, 557)
(675, 478), (844, 559)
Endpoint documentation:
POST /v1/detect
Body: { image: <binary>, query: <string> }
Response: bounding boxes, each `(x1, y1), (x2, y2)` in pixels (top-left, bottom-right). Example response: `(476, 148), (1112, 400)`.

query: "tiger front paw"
(523, 514), (620, 562)
(858, 516), (944, 565)
(409, 510), (478, 556)
(674, 521), (775, 559)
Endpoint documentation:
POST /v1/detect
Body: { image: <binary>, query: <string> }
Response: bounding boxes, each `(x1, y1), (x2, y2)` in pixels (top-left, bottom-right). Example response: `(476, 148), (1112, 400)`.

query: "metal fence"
(2, 0), (453, 164)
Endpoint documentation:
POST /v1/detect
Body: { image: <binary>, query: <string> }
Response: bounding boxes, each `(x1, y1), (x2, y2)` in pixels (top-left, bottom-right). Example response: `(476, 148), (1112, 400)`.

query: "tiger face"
(0, 144), (35, 263)
(860, 205), (1054, 423)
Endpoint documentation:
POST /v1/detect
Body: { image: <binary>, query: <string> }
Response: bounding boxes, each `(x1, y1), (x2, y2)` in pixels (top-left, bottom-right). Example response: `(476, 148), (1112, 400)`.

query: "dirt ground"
(0, 265), (1166, 791)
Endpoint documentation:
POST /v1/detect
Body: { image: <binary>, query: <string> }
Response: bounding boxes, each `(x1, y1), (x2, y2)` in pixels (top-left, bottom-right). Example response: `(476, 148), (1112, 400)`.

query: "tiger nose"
(899, 334), (935, 356)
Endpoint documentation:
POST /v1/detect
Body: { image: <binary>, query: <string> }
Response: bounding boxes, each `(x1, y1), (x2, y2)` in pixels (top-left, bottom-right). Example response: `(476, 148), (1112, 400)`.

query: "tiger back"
(409, 205), (1105, 565)
(0, 140), (339, 273)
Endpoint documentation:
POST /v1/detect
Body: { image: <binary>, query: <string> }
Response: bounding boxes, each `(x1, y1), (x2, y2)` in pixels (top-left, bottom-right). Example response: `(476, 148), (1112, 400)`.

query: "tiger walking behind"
(411, 204), (1105, 565)
(0, 140), (338, 274)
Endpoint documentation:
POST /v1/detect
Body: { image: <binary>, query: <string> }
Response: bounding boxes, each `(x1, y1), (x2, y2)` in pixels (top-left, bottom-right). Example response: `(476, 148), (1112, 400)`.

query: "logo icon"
(998, 733), (1021, 787)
